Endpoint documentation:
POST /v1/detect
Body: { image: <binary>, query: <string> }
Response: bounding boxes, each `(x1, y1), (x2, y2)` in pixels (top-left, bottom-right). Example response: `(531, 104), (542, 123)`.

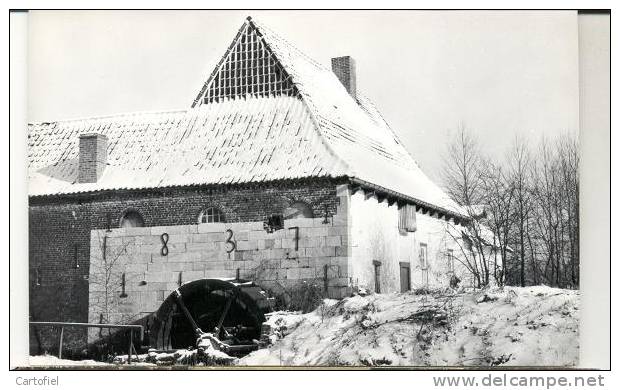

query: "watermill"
(149, 278), (273, 356)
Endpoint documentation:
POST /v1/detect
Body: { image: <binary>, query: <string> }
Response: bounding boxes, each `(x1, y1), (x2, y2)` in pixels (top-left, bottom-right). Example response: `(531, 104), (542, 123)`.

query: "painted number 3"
(160, 233), (169, 256)
(225, 229), (236, 253)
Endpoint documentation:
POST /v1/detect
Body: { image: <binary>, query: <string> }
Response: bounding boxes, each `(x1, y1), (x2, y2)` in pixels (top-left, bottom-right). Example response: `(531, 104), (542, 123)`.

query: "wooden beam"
(351, 185), (361, 195)
(387, 197), (397, 207)
(377, 193), (388, 203)
(364, 190), (375, 200)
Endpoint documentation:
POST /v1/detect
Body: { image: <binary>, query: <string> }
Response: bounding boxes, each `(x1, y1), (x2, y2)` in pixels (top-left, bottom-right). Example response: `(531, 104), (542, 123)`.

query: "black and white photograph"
(8, 7), (611, 376)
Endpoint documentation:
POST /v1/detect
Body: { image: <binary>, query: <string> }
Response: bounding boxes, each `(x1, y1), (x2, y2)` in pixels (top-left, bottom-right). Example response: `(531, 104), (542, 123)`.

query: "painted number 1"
(289, 227), (299, 251)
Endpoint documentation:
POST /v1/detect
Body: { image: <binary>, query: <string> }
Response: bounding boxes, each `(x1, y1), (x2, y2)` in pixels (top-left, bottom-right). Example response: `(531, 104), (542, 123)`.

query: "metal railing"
(30, 321), (144, 363)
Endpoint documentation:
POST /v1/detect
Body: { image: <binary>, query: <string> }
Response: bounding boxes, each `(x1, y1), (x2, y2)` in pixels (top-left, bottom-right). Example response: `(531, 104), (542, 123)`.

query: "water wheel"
(150, 278), (272, 356)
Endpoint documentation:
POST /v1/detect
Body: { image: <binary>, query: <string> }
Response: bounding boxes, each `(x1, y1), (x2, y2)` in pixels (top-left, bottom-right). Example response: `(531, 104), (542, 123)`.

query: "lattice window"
(197, 22), (299, 105)
(120, 210), (144, 228)
(283, 201), (313, 219)
(447, 249), (455, 272)
(199, 207), (226, 224)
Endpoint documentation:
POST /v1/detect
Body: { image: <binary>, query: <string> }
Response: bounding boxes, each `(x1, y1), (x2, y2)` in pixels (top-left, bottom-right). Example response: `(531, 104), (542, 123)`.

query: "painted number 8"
(160, 233), (169, 256)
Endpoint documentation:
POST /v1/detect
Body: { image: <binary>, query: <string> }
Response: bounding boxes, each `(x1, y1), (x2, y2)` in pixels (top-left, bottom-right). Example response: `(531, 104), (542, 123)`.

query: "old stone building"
(28, 17), (473, 355)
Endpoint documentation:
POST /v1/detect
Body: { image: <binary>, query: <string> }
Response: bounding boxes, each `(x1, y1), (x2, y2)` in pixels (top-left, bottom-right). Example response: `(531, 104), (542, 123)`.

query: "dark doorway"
(373, 260), (382, 293)
(399, 262), (411, 292)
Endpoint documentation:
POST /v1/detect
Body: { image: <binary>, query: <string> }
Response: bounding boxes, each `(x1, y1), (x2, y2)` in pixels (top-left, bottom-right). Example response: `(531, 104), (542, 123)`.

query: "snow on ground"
(29, 355), (112, 367)
(239, 286), (579, 367)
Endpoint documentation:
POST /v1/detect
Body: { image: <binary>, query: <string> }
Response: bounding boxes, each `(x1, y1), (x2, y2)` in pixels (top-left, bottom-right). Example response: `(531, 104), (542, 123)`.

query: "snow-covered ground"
(29, 355), (112, 367)
(239, 286), (579, 367)
(28, 286), (578, 368)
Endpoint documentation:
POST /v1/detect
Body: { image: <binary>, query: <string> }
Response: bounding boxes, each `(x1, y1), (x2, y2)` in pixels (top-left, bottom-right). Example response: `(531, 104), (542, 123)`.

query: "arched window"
(283, 201), (313, 219)
(198, 207), (225, 223)
(119, 210), (144, 228)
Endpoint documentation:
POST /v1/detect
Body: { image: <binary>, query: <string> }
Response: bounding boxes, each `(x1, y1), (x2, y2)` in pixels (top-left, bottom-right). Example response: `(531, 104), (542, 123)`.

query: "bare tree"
(506, 136), (533, 287)
(442, 124), (493, 288)
(89, 231), (131, 325)
(529, 133), (579, 289)
(557, 134), (580, 288)
(441, 124), (579, 289)
(441, 124), (484, 206)
(479, 159), (515, 287)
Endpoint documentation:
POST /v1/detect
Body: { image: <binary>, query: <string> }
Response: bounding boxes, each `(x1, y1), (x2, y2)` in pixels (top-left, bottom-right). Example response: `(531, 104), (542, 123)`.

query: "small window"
(373, 260), (382, 294)
(419, 243), (428, 269)
(283, 202), (313, 219)
(447, 249), (455, 272)
(120, 210), (144, 228)
(264, 214), (284, 233)
(199, 207), (225, 224)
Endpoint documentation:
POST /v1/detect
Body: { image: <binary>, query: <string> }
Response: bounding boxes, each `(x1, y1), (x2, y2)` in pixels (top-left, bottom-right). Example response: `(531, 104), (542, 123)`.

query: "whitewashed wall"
(348, 191), (473, 293)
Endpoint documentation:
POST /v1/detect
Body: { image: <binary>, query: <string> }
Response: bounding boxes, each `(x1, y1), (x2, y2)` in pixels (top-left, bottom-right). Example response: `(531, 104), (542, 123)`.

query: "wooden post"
(58, 327), (64, 359)
(128, 330), (133, 364)
(173, 291), (202, 335)
(323, 265), (328, 293)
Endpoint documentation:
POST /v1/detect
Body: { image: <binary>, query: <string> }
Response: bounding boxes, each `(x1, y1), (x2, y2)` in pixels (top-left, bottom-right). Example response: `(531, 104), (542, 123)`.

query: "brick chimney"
(331, 56), (357, 98)
(78, 133), (108, 183)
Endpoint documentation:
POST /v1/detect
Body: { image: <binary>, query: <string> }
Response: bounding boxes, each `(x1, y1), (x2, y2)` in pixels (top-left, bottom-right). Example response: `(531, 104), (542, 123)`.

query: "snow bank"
(29, 355), (111, 367)
(239, 286), (579, 367)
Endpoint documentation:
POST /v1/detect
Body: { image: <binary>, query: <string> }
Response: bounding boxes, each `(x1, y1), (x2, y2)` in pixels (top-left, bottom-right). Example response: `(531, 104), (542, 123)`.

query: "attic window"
(120, 210), (144, 228)
(197, 20), (299, 105)
(199, 207), (225, 224)
(283, 202), (313, 219)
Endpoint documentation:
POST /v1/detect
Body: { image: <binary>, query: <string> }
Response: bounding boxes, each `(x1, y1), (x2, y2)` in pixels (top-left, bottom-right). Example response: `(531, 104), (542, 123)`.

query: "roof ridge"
(190, 19), (251, 108)
(250, 18), (329, 72)
(249, 18), (354, 178)
(28, 108), (188, 126)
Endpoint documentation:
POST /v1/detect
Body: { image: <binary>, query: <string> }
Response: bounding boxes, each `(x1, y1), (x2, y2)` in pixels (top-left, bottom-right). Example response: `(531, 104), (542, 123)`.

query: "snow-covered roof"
(28, 17), (466, 218)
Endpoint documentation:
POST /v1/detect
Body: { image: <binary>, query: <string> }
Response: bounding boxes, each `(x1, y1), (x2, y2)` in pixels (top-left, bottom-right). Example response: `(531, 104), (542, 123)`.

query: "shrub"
(273, 280), (325, 313)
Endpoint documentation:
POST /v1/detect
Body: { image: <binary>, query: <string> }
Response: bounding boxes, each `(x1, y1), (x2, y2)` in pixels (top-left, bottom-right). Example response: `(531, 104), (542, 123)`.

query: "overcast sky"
(27, 10), (579, 180)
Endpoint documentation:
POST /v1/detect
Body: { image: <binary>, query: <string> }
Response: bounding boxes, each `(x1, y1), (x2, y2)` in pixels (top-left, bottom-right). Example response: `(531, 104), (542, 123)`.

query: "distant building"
(28, 17), (472, 355)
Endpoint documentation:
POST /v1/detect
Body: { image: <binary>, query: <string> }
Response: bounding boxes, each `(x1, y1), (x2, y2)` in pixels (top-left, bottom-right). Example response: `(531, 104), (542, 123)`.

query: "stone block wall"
(87, 184), (351, 343)
(28, 178), (344, 354)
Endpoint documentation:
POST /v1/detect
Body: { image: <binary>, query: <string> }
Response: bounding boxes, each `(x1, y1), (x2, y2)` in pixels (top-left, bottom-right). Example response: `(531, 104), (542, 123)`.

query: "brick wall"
(78, 133), (108, 183)
(28, 178), (345, 355)
(331, 56), (357, 97)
